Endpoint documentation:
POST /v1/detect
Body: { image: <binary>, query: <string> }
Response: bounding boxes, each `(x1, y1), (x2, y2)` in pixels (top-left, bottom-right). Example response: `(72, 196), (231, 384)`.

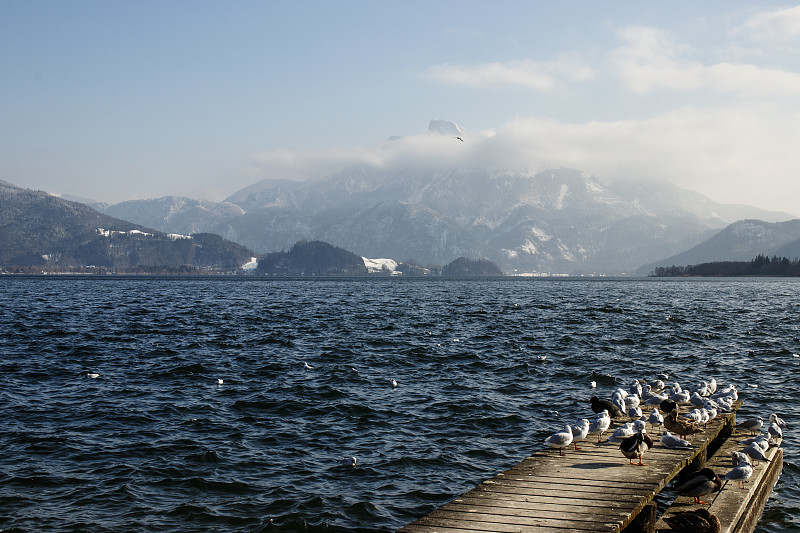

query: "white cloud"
(251, 106), (800, 214)
(614, 25), (800, 95)
(741, 4), (800, 40)
(424, 55), (594, 91)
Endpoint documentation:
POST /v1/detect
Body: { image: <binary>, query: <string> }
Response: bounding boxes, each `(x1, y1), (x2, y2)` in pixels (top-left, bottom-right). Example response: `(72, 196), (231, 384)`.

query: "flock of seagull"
(543, 376), (788, 531)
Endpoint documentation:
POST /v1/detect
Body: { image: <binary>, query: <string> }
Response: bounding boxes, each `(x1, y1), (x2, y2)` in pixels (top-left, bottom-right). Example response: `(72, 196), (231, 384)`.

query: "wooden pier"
(398, 400), (782, 533)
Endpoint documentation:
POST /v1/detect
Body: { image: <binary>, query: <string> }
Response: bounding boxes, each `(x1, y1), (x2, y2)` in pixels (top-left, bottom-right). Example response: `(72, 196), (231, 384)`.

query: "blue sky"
(3, 1), (800, 215)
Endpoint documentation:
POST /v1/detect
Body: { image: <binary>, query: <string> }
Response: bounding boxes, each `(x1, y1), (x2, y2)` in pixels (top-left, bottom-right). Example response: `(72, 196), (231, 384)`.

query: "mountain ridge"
(85, 166), (795, 275)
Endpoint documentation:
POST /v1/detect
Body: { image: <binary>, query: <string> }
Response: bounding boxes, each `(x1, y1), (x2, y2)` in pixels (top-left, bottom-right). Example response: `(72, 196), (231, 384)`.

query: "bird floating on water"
(338, 456), (357, 467)
(86, 372), (100, 379)
(303, 362), (314, 370)
(391, 378), (398, 388)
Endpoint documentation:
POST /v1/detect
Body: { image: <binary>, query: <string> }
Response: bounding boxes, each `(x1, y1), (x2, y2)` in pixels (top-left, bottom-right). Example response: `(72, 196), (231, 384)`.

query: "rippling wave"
(1, 277), (798, 531)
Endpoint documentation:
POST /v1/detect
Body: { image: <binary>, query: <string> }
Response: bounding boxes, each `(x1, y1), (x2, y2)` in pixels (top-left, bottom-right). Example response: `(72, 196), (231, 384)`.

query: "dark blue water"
(1, 277), (798, 532)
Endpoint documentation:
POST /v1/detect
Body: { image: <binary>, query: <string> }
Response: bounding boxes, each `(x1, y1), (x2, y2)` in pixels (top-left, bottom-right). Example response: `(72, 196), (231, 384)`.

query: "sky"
(3, 1), (800, 215)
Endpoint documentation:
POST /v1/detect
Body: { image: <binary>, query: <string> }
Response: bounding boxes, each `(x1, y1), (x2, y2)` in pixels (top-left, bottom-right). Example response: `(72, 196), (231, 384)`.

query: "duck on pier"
(663, 508), (721, 533)
(620, 429), (653, 466)
(664, 407), (703, 439)
(674, 467), (722, 505)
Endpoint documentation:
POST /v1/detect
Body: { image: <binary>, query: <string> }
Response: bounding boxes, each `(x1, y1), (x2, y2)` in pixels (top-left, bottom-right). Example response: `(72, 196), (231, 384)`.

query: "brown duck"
(663, 508), (721, 533)
(663, 408), (703, 439)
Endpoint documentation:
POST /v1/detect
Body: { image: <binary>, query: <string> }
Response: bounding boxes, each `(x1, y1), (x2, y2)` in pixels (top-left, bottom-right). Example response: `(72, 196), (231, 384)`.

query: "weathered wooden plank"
(398, 402), (742, 533)
(450, 495), (636, 515)
(413, 511), (621, 532)
(656, 435), (783, 533)
(442, 502), (630, 521)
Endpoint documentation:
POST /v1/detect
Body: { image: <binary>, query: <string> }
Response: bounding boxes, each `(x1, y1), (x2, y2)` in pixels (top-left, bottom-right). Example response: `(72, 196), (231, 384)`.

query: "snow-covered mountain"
(92, 165), (794, 275)
(103, 196), (245, 235)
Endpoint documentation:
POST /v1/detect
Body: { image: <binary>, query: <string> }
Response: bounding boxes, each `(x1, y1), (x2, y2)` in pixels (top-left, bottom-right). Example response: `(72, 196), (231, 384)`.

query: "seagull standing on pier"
(544, 424), (573, 456)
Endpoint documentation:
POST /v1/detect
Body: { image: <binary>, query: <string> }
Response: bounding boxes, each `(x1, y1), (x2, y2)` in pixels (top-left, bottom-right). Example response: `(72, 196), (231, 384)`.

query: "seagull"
(590, 381), (597, 388)
(648, 408), (664, 434)
(768, 422), (783, 440)
(671, 390), (691, 405)
(689, 391), (706, 407)
(608, 422), (636, 443)
(588, 410), (612, 443)
(663, 508), (721, 533)
(338, 456), (357, 467)
(660, 431), (694, 449)
(731, 451), (751, 467)
(674, 468), (722, 505)
(303, 362), (314, 370)
(770, 413), (789, 429)
(391, 378), (398, 388)
(723, 462), (754, 489)
(737, 416), (763, 435)
(742, 442), (770, 465)
(649, 379), (666, 393)
(628, 404), (643, 421)
(217, 378), (224, 385)
(455, 136), (464, 142)
(544, 424), (573, 456)
(86, 372), (100, 379)
(570, 418), (590, 450)
(620, 429), (653, 466)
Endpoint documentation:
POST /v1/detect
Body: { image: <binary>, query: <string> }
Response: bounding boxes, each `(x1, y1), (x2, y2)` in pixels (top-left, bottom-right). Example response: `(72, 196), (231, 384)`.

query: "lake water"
(1, 277), (798, 532)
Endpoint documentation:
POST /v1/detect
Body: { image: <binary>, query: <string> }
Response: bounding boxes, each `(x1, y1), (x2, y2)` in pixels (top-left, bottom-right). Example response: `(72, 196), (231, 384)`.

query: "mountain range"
(88, 166), (793, 275)
(0, 180), (255, 273)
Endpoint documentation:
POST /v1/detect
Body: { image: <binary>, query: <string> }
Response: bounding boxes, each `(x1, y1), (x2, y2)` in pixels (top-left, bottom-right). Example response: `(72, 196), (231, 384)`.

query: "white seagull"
(544, 425), (573, 456)
(737, 416), (764, 435)
(724, 463), (754, 489)
(660, 431), (694, 449)
(303, 362), (314, 370)
(648, 408), (664, 434)
(588, 410), (612, 443)
(570, 418), (590, 450)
